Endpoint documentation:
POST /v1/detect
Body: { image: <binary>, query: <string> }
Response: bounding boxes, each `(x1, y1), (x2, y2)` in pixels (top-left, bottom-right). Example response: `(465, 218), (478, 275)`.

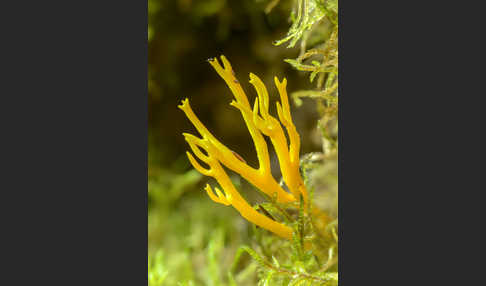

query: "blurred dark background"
(149, 0), (322, 172)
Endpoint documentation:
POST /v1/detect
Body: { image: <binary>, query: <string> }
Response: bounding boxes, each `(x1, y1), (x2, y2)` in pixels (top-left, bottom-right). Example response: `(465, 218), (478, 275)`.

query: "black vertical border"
(1, 1), (148, 284)
(340, 1), (422, 285)
(338, 0), (480, 285)
(338, 0), (343, 283)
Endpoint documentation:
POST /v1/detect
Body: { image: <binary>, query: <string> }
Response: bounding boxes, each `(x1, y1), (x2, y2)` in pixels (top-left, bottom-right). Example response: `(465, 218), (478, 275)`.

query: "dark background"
(148, 0), (322, 171)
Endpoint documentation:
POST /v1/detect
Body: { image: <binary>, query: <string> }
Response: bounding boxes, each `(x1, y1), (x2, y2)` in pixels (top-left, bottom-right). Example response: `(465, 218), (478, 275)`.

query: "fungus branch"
(179, 55), (310, 239)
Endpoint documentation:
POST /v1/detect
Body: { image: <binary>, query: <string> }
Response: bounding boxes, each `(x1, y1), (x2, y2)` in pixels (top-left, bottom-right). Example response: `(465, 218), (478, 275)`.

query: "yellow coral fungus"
(178, 55), (308, 240)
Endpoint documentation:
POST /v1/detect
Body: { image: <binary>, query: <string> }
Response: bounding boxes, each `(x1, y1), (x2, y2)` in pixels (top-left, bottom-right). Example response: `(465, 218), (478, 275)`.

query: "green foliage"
(274, 0), (338, 126)
(148, 250), (169, 285)
(273, 0), (336, 48)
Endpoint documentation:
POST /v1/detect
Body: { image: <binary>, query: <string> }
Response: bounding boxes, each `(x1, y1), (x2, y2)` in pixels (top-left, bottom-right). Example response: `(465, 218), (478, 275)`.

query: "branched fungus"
(178, 55), (308, 239)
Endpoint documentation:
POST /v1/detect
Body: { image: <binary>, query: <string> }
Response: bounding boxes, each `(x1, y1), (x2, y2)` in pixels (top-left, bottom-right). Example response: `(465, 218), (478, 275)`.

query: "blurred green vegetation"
(149, 0), (337, 285)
